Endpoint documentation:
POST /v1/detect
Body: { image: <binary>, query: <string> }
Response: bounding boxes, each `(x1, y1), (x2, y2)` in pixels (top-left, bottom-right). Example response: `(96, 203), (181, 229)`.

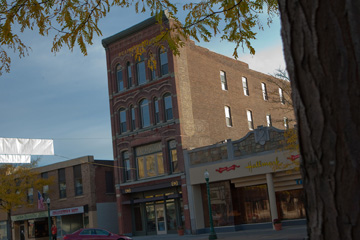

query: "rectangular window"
(284, 117), (289, 129)
(266, 114), (272, 127)
(279, 88), (285, 104)
(27, 188), (34, 204)
(127, 62), (132, 88)
(58, 168), (66, 199)
(225, 106), (232, 127)
(160, 49), (168, 76)
(154, 99), (160, 124)
(105, 171), (115, 193)
(73, 165), (83, 196)
(169, 140), (179, 173)
(247, 110), (254, 130)
(136, 142), (164, 179)
(261, 83), (268, 100)
(164, 94), (173, 121)
(242, 77), (249, 96)
(220, 71), (228, 90)
(120, 109), (127, 133)
(117, 67), (124, 92)
(123, 151), (131, 182)
(137, 58), (146, 85)
(41, 172), (49, 200)
(131, 107), (136, 131)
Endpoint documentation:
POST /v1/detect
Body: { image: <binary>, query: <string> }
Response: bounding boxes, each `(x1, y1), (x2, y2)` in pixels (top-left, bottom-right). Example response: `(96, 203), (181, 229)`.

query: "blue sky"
(0, 5), (285, 166)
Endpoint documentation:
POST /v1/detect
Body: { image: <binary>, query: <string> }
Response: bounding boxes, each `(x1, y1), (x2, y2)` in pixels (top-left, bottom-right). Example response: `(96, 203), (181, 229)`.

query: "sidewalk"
(131, 225), (307, 240)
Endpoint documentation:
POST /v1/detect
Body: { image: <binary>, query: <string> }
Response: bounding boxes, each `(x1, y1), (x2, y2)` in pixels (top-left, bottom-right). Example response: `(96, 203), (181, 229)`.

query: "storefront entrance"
(155, 204), (166, 234)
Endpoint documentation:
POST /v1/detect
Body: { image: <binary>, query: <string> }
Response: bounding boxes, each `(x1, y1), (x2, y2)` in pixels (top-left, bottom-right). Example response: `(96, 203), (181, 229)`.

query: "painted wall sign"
(51, 206), (84, 216)
(216, 165), (240, 173)
(288, 154), (300, 161)
(245, 158), (280, 172)
(11, 211), (48, 221)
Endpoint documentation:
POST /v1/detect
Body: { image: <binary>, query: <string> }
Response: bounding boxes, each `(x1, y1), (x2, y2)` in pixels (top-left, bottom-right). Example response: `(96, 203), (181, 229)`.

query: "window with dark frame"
(73, 165), (83, 196)
(136, 142), (164, 179)
(137, 56), (146, 85)
(127, 62), (132, 88)
(220, 71), (228, 90)
(122, 151), (131, 182)
(225, 106), (232, 127)
(41, 172), (49, 200)
(168, 140), (179, 173)
(140, 99), (150, 128)
(27, 188), (34, 204)
(154, 98), (160, 124)
(58, 168), (66, 198)
(149, 52), (156, 81)
(164, 94), (173, 121)
(116, 65), (124, 92)
(160, 48), (168, 76)
(119, 108), (127, 133)
(130, 106), (136, 131)
(105, 171), (115, 193)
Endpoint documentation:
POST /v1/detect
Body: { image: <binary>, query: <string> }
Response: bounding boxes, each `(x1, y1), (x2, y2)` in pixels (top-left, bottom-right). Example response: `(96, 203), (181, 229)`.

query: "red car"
(63, 228), (132, 240)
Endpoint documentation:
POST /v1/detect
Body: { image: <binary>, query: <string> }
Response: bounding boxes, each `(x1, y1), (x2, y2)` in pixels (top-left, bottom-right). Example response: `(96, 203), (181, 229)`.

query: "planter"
(177, 229), (184, 236)
(274, 223), (282, 231)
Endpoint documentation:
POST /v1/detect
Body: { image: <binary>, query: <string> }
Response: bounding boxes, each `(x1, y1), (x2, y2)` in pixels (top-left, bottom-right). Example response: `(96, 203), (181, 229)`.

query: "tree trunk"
(7, 210), (12, 240)
(278, 1), (360, 239)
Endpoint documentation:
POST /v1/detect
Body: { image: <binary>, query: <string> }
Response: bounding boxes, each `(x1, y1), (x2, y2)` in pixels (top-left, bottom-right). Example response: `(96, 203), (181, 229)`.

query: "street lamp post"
(46, 198), (51, 240)
(204, 170), (217, 240)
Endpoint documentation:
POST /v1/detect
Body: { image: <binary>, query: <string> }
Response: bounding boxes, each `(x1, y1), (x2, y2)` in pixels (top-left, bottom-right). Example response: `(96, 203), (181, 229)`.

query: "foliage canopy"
(0, 0), (278, 75)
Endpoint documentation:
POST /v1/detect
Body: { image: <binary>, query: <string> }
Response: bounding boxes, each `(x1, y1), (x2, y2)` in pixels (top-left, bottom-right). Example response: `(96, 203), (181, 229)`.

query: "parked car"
(63, 228), (132, 240)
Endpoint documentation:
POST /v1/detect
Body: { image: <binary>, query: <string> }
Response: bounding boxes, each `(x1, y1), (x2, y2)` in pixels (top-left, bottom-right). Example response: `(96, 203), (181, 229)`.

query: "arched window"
(159, 48), (168, 76)
(137, 55), (146, 85)
(164, 93), (173, 121)
(116, 65), (124, 92)
(130, 105), (136, 131)
(139, 99), (150, 128)
(154, 97), (160, 124)
(149, 52), (156, 81)
(119, 108), (127, 133)
(127, 62), (132, 88)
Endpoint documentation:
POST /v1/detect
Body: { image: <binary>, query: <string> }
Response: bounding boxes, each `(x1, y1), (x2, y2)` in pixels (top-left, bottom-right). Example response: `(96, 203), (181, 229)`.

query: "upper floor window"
(164, 94), (173, 121)
(119, 108), (127, 133)
(122, 151), (131, 182)
(73, 165), (83, 196)
(266, 114), (272, 127)
(116, 65), (124, 92)
(284, 117), (289, 129)
(279, 88), (285, 104)
(127, 62), (132, 88)
(149, 52), (156, 81)
(242, 77), (249, 96)
(58, 168), (66, 199)
(224, 106), (232, 127)
(160, 48), (168, 76)
(130, 106), (136, 131)
(247, 110), (254, 130)
(220, 71), (228, 90)
(136, 142), (164, 179)
(27, 188), (34, 204)
(41, 172), (49, 200)
(261, 82), (268, 100)
(154, 98), (160, 124)
(169, 140), (179, 173)
(140, 99), (150, 128)
(137, 56), (146, 85)
(105, 171), (115, 193)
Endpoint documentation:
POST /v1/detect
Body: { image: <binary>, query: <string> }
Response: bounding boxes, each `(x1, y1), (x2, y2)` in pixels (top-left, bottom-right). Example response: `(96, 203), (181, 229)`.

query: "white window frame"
(220, 71), (228, 91)
(224, 106), (232, 127)
(279, 88), (285, 104)
(242, 77), (249, 96)
(261, 82), (268, 100)
(284, 117), (289, 129)
(266, 114), (272, 127)
(247, 110), (254, 130)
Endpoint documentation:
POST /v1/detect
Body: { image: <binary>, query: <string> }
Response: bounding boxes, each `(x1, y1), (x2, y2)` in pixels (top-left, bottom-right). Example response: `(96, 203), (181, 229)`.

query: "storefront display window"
(276, 189), (306, 220)
(0, 221), (7, 240)
(28, 219), (49, 238)
(145, 204), (156, 233)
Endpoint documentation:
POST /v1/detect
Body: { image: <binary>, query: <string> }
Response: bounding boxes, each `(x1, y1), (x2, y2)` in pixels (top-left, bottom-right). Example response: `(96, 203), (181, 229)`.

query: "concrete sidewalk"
(131, 225), (307, 240)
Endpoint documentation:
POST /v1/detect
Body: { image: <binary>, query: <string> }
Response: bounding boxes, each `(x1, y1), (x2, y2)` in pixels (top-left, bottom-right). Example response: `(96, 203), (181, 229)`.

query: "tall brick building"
(102, 13), (294, 236)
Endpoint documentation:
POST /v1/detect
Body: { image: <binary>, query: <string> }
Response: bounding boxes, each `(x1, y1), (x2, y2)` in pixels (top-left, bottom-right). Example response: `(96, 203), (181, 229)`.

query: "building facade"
(102, 14), (295, 236)
(0, 156), (117, 240)
(185, 126), (305, 234)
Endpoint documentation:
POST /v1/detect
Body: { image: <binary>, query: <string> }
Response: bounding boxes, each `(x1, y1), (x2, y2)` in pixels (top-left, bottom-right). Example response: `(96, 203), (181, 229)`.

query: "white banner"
(0, 155), (31, 163)
(0, 138), (54, 155)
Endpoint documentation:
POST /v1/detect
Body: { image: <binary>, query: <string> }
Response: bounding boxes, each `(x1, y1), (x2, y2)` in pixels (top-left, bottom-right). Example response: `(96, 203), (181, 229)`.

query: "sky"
(0, 5), (285, 167)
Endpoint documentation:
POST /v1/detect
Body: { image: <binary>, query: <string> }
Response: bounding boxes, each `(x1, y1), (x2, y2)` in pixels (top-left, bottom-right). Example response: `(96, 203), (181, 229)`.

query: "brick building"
(0, 156), (117, 240)
(102, 13), (294, 236)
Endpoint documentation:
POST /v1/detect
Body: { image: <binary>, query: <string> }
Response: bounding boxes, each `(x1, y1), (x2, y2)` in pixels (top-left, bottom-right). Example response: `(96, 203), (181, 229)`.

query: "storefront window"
(166, 200), (177, 231)
(0, 221), (7, 240)
(276, 189), (306, 220)
(146, 204), (156, 233)
(28, 219), (49, 238)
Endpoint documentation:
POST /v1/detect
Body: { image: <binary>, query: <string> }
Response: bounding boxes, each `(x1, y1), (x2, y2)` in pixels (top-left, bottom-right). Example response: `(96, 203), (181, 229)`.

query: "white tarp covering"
(0, 155), (31, 163)
(0, 138), (54, 155)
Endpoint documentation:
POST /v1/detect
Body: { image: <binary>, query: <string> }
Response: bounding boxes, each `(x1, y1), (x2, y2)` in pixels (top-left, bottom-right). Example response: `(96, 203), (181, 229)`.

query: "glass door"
(155, 204), (167, 234)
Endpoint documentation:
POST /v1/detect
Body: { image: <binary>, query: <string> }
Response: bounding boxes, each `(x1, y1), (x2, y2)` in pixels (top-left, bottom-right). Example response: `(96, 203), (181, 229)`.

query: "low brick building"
(0, 156), (117, 240)
(102, 13), (294, 236)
